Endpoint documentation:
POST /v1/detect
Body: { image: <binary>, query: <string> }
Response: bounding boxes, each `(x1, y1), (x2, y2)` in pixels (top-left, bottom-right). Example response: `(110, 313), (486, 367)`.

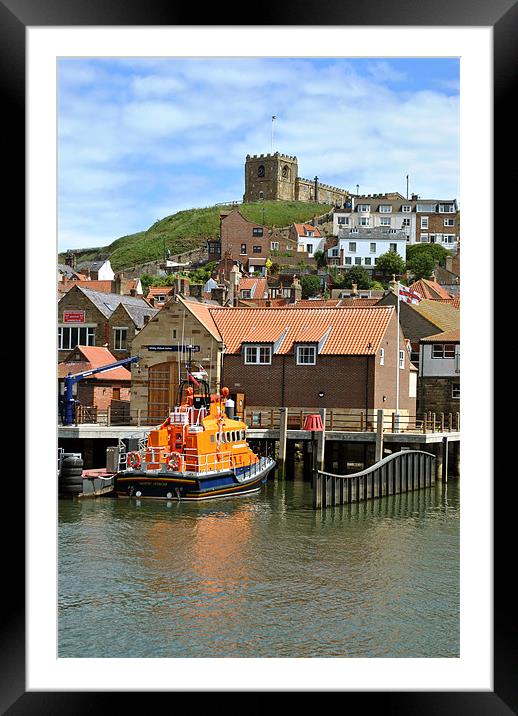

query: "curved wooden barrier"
(313, 450), (436, 509)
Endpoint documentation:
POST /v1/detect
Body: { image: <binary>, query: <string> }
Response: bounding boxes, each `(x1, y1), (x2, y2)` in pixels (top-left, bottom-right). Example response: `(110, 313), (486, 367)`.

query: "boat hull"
(114, 457), (275, 501)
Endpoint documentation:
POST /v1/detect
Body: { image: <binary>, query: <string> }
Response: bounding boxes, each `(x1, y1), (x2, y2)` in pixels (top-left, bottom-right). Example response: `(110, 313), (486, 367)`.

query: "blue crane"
(61, 356), (139, 426)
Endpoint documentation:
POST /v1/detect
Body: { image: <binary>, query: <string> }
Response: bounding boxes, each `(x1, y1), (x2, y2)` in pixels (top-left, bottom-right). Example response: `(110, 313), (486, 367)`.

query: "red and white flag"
(399, 286), (422, 305)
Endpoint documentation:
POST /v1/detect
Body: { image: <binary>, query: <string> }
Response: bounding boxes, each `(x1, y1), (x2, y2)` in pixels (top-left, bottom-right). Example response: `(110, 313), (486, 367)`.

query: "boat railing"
(125, 446), (260, 474)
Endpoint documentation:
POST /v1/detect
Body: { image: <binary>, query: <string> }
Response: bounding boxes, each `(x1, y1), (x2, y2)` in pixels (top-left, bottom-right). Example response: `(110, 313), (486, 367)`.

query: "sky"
(58, 57), (460, 252)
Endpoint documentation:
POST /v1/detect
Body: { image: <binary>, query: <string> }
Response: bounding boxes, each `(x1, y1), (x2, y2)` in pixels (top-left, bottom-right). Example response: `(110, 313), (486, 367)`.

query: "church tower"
(243, 152), (298, 203)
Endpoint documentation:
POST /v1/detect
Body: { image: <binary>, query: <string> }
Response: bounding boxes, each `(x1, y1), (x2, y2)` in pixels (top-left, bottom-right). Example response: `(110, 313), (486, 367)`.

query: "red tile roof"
(293, 223), (322, 238)
(420, 329), (460, 343)
(210, 306), (395, 356)
(408, 278), (453, 300)
(239, 277), (268, 298)
(58, 346), (132, 381)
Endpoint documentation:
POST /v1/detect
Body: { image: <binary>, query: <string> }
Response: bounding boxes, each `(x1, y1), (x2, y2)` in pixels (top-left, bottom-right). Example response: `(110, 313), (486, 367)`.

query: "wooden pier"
(313, 449), (436, 509)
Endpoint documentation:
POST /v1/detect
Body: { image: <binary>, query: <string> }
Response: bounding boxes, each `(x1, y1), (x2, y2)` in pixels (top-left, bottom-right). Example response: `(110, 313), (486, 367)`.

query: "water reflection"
(58, 478), (459, 658)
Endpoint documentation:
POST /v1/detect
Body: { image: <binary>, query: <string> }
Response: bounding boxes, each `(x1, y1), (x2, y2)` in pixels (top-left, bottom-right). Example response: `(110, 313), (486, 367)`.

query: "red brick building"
(58, 346), (132, 414)
(211, 305), (416, 414)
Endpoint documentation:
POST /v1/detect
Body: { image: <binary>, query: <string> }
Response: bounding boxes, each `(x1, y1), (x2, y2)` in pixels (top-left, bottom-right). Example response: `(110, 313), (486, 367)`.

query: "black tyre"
(60, 467), (83, 477)
(61, 456), (83, 470)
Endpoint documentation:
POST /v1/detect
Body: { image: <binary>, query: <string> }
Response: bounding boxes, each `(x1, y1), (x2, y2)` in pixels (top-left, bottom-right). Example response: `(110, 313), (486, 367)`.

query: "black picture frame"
(8, 0), (506, 711)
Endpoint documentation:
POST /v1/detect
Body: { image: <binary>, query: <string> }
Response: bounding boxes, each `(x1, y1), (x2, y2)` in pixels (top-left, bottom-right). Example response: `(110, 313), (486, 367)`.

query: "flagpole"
(271, 115), (276, 153)
(396, 278), (400, 427)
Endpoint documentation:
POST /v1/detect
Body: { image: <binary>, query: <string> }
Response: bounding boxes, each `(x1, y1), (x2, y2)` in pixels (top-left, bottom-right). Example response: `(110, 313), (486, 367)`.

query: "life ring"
(168, 452), (183, 471)
(126, 451), (141, 470)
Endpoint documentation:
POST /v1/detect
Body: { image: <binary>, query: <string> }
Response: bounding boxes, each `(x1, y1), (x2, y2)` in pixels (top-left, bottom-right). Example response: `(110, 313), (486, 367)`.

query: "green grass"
(59, 201), (333, 271)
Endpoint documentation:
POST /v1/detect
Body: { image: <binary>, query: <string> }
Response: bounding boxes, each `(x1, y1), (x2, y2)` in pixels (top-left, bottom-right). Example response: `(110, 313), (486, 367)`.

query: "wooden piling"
(375, 409), (384, 462)
(278, 407), (288, 479)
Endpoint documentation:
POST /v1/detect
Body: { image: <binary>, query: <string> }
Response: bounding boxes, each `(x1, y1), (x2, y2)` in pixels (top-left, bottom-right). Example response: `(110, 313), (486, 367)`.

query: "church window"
(257, 165), (265, 177)
(282, 165), (290, 179)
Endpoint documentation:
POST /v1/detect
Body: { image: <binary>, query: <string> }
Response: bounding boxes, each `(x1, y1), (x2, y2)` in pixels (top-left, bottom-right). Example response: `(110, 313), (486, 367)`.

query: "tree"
(313, 249), (327, 269)
(406, 251), (435, 280)
(301, 274), (321, 298)
(376, 250), (406, 276)
(343, 266), (371, 290)
(406, 243), (452, 267)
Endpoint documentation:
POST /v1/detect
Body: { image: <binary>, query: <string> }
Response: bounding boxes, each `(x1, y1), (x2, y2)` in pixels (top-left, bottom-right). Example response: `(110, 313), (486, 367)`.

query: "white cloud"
(58, 58), (459, 251)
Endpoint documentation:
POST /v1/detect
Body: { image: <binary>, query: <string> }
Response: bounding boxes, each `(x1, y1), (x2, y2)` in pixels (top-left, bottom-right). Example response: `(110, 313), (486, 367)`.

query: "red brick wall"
(220, 211), (269, 262)
(222, 354), (374, 409)
(373, 311), (416, 414)
(77, 381), (130, 409)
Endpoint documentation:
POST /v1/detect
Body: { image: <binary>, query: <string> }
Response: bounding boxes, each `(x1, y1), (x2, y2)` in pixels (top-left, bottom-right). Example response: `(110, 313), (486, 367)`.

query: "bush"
(406, 251), (435, 280)
(376, 250), (406, 276)
(301, 274), (321, 298)
(343, 266), (372, 290)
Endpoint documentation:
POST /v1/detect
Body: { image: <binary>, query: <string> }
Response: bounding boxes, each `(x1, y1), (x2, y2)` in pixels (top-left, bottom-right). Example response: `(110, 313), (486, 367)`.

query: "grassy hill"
(61, 201), (333, 271)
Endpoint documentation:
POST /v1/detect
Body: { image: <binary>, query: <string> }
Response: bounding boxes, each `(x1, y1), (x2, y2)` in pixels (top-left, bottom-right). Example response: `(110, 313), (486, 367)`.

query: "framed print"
(5, 0), (510, 710)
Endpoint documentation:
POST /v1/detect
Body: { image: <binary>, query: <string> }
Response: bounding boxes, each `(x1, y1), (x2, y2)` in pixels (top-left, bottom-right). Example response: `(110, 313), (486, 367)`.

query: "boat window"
(241, 430), (246, 440)
(227, 432), (231, 443)
(231, 431), (236, 442)
(210, 434), (215, 443)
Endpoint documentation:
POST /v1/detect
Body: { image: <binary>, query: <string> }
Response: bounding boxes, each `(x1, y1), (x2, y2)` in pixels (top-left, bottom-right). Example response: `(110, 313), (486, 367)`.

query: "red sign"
(63, 310), (85, 323)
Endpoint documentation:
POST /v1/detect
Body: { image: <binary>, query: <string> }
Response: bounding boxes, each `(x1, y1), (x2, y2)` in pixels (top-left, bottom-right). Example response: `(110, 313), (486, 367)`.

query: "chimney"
(445, 256), (453, 272)
(189, 284), (203, 299)
(314, 176), (319, 203)
(431, 270), (437, 283)
(351, 283), (358, 296)
(389, 274), (398, 295)
(290, 276), (302, 304)
(113, 272), (123, 295)
(211, 287), (226, 306)
(130, 288), (136, 297)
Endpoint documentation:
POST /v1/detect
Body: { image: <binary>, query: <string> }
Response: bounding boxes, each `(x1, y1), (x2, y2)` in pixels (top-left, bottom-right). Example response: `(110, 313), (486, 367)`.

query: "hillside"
(61, 201), (333, 271)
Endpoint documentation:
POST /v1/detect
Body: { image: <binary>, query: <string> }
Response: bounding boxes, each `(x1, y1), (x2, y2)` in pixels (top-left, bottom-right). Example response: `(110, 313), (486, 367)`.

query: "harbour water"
(58, 472), (460, 658)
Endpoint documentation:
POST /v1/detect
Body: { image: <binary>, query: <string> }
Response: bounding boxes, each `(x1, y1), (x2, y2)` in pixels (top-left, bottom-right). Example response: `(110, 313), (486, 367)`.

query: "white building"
(328, 227), (407, 269)
(332, 193), (459, 250)
(290, 223), (326, 257)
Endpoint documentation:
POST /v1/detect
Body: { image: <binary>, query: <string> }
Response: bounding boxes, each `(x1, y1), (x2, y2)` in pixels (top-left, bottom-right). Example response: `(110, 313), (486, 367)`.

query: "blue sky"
(58, 57), (459, 251)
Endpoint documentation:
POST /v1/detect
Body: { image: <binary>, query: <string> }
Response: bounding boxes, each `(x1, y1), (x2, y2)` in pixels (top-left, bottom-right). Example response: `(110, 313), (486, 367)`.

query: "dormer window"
(244, 345), (271, 364)
(296, 345), (316, 365)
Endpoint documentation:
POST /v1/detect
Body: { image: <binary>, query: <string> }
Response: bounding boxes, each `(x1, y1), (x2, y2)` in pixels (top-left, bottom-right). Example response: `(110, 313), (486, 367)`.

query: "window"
(358, 204), (370, 212)
(296, 345), (316, 365)
(257, 165), (265, 177)
(244, 345), (272, 364)
(420, 234), (429, 243)
(432, 344), (456, 359)
(270, 241), (279, 251)
(253, 227), (263, 237)
(364, 257), (371, 265)
(348, 242), (356, 252)
(337, 216), (348, 225)
(355, 257), (362, 265)
(402, 205), (412, 212)
(113, 327), (128, 351)
(253, 245), (262, 253)
(240, 244), (247, 255)
(172, 329), (177, 339)
(306, 244), (313, 254)
(420, 216), (429, 229)
(58, 325), (95, 350)
(241, 289), (252, 299)
(444, 218), (455, 227)
(380, 347), (384, 365)
(452, 383), (460, 399)
(112, 388), (121, 400)
(389, 243), (397, 253)
(417, 203), (435, 212)
(402, 218), (410, 227)
(331, 248), (339, 256)
(439, 204), (455, 213)
(443, 234), (456, 244)
(380, 217), (391, 226)
(379, 205), (392, 213)
(344, 257), (352, 265)
(399, 349), (405, 369)
(370, 242), (376, 253)
(359, 217), (370, 227)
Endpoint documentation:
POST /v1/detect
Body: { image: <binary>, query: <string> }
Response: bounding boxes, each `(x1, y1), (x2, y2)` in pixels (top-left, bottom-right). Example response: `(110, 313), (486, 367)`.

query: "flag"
(399, 286), (421, 305)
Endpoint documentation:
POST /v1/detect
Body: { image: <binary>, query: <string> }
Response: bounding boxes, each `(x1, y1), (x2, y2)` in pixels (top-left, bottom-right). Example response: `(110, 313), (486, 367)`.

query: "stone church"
(243, 152), (350, 206)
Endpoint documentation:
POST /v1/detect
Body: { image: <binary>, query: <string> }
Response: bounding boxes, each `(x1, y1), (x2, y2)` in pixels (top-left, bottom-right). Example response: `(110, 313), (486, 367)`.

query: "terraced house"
(333, 192), (460, 249)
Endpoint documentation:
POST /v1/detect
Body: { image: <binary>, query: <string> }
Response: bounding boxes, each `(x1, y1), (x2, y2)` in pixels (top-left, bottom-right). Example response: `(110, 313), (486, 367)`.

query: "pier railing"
(313, 449), (436, 508)
(64, 405), (460, 434)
